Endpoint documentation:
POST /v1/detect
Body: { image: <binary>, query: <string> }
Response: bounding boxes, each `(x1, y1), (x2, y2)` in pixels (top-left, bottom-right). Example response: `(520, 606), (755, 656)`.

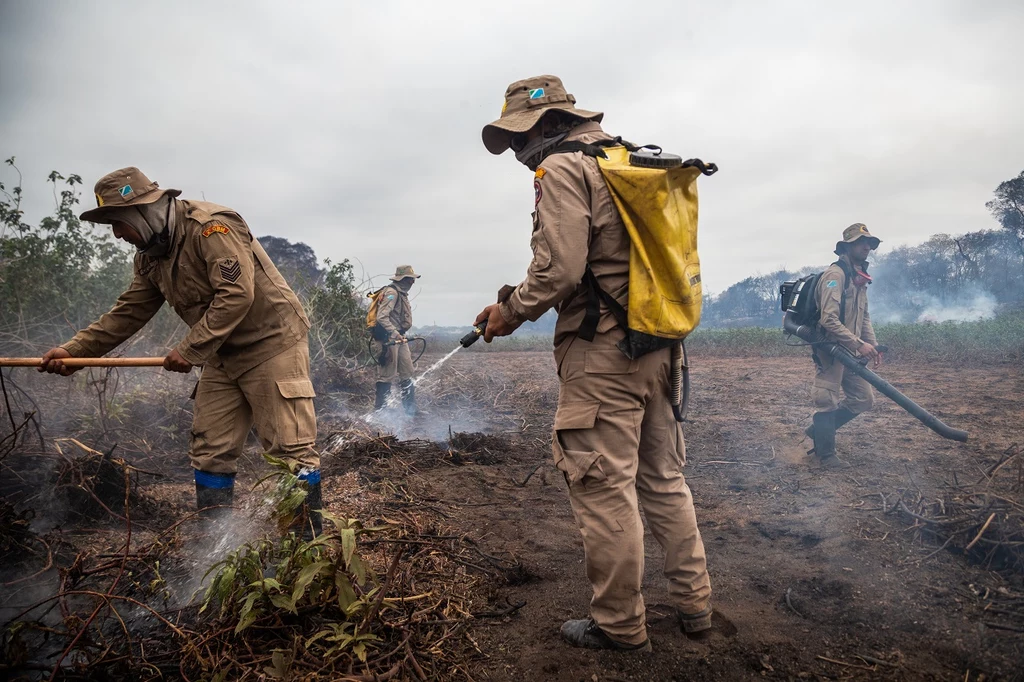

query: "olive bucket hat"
(390, 265), (421, 281)
(79, 167), (181, 224)
(481, 75), (603, 155)
(834, 223), (881, 255)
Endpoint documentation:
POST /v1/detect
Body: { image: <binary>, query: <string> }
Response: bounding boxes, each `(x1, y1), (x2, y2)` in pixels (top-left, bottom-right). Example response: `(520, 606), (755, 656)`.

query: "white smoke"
(916, 290), (997, 323)
(871, 286), (998, 325)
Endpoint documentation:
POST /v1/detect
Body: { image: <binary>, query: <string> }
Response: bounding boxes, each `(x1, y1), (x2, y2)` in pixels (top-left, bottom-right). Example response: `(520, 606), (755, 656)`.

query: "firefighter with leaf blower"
(804, 223), (882, 469)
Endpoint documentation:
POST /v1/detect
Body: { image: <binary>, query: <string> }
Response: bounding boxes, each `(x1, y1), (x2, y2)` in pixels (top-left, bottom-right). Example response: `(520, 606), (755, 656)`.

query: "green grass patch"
(417, 314), (1024, 366)
(687, 314), (1024, 365)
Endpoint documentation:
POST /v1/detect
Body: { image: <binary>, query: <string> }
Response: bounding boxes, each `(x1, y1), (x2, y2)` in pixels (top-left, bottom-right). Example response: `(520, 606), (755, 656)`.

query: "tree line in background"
(701, 169), (1024, 328)
(3, 158), (1023, 359)
(0, 158), (366, 369)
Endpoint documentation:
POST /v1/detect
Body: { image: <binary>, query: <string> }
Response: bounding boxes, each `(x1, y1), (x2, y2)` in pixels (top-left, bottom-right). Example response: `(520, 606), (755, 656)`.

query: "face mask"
(119, 196), (175, 258)
(514, 131), (569, 171)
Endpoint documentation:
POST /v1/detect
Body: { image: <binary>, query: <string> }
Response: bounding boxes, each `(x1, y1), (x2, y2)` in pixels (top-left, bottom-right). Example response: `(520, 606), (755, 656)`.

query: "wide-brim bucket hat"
(482, 75), (603, 155)
(390, 265), (421, 281)
(79, 167), (181, 223)
(835, 222), (881, 255)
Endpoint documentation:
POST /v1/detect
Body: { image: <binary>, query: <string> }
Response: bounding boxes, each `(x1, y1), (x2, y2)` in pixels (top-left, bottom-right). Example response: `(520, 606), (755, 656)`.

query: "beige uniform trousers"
(377, 341), (414, 382)
(190, 339), (319, 474)
(811, 349), (875, 414)
(553, 331), (711, 645)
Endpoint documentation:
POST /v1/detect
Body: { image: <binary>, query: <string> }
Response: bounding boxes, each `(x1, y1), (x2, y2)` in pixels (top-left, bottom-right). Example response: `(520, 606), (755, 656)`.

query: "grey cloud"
(2, 0), (1023, 326)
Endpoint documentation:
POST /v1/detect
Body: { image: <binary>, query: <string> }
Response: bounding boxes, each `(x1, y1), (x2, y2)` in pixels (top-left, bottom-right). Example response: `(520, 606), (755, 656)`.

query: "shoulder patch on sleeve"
(826, 280), (838, 288)
(219, 258), (241, 283)
(535, 167), (546, 179)
(202, 223), (230, 237)
(387, 294), (395, 300)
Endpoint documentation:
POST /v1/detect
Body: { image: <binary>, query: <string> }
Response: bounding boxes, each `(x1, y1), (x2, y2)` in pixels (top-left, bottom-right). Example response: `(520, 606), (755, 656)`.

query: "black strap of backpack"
(551, 138), (718, 177)
(833, 260), (853, 326)
(579, 266), (629, 341)
(682, 159), (719, 176)
(549, 136), (640, 160)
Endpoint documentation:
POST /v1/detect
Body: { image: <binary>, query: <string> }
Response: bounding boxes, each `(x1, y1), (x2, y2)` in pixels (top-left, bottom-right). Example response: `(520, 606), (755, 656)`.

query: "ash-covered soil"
(365, 350), (1023, 681)
(1, 349), (1021, 681)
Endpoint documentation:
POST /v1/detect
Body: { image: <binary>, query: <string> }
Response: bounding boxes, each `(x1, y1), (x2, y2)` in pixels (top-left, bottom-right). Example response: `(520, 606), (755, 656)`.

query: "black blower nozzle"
(783, 313), (968, 442)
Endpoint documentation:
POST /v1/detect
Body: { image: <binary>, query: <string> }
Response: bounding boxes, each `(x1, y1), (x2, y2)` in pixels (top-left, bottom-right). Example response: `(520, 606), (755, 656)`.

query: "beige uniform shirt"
(498, 122), (630, 349)
(815, 256), (877, 353)
(375, 285), (413, 336)
(63, 200), (311, 379)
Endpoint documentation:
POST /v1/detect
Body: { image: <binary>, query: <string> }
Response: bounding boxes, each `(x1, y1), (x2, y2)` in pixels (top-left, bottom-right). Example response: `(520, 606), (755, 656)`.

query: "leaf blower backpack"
(779, 260), (854, 327)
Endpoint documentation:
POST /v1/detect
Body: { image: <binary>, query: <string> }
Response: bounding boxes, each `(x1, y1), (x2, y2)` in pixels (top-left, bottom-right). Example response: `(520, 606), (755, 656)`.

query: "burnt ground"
(1, 349), (1022, 680)
(340, 350), (1023, 681)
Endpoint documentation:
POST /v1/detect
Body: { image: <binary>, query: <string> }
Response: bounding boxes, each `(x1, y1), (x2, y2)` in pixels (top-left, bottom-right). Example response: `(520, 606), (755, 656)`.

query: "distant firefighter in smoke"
(37, 167), (324, 537)
(804, 223), (883, 469)
(367, 265), (420, 414)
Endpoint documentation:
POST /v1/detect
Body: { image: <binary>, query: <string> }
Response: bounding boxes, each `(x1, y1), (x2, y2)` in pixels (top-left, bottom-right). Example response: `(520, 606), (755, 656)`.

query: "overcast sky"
(2, 0), (1022, 326)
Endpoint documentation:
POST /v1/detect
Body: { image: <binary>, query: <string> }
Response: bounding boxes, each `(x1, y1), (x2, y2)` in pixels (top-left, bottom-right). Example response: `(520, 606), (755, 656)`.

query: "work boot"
(676, 605), (713, 636)
(811, 410), (849, 469)
(400, 379), (416, 416)
(374, 382), (391, 410)
(559, 618), (651, 652)
(194, 470), (235, 528)
(804, 406), (858, 440)
(290, 469), (323, 541)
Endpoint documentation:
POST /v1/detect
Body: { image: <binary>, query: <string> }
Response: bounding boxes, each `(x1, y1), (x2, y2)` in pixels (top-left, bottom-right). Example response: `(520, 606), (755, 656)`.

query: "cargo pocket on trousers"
(275, 379), (317, 445)
(552, 400), (604, 485)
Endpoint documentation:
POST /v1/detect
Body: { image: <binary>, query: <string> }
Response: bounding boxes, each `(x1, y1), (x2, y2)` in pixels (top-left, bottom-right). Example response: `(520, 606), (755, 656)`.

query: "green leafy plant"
(199, 511), (385, 675)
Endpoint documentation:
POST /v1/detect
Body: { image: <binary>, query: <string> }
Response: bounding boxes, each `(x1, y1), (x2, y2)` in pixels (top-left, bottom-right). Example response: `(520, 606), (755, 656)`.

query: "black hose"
(407, 337), (427, 364)
(671, 341), (691, 422)
(366, 336), (428, 365)
(783, 314), (968, 442)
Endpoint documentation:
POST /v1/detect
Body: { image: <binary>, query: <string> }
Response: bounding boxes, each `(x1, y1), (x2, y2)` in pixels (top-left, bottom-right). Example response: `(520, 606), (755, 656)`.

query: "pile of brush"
(887, 443), (1023, 633)
(49, 439), (158, 521)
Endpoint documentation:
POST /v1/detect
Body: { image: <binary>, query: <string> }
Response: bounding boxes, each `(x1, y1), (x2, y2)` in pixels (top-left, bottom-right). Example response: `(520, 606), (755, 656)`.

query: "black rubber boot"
(194, 471), (235, 525)
(812, 410), (847, 469)
(374, 382), (391, 409)
(805, 406), (859, 440)
(400, 379), (416, 416)
(559, 618), (651, 652)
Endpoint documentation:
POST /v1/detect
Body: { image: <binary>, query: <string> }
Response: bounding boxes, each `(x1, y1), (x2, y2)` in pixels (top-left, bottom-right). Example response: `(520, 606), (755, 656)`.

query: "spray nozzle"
(459, 319), (487, 348)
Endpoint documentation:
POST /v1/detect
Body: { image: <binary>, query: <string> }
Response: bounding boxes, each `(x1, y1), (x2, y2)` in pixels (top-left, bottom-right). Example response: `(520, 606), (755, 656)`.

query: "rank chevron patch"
(219, 260), (242, 283)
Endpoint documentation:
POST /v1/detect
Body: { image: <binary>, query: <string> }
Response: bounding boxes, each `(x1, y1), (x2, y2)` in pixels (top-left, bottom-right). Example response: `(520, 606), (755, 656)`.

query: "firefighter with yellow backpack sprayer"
(366, 265), (421, 414)
(472, 75), (720, 652)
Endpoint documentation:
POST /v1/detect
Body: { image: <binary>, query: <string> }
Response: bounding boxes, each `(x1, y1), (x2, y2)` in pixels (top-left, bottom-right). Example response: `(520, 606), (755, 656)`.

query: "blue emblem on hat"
(528, 88), (545, 100)
(119, 184), (133, 197)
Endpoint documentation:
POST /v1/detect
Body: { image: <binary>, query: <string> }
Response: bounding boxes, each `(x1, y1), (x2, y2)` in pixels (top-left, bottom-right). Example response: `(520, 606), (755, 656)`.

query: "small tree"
(303, 258), (368, 371)
(0, 158), (133, 353)
(986, 169), (1024, 259)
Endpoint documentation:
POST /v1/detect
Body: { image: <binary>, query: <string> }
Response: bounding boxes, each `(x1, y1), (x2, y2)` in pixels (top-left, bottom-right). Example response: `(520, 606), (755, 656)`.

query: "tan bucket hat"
(79, 167), (181, 223)
(390, 265), (420, 281)
(834, 222), (881, 255)
(482, 75), (603, 155)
